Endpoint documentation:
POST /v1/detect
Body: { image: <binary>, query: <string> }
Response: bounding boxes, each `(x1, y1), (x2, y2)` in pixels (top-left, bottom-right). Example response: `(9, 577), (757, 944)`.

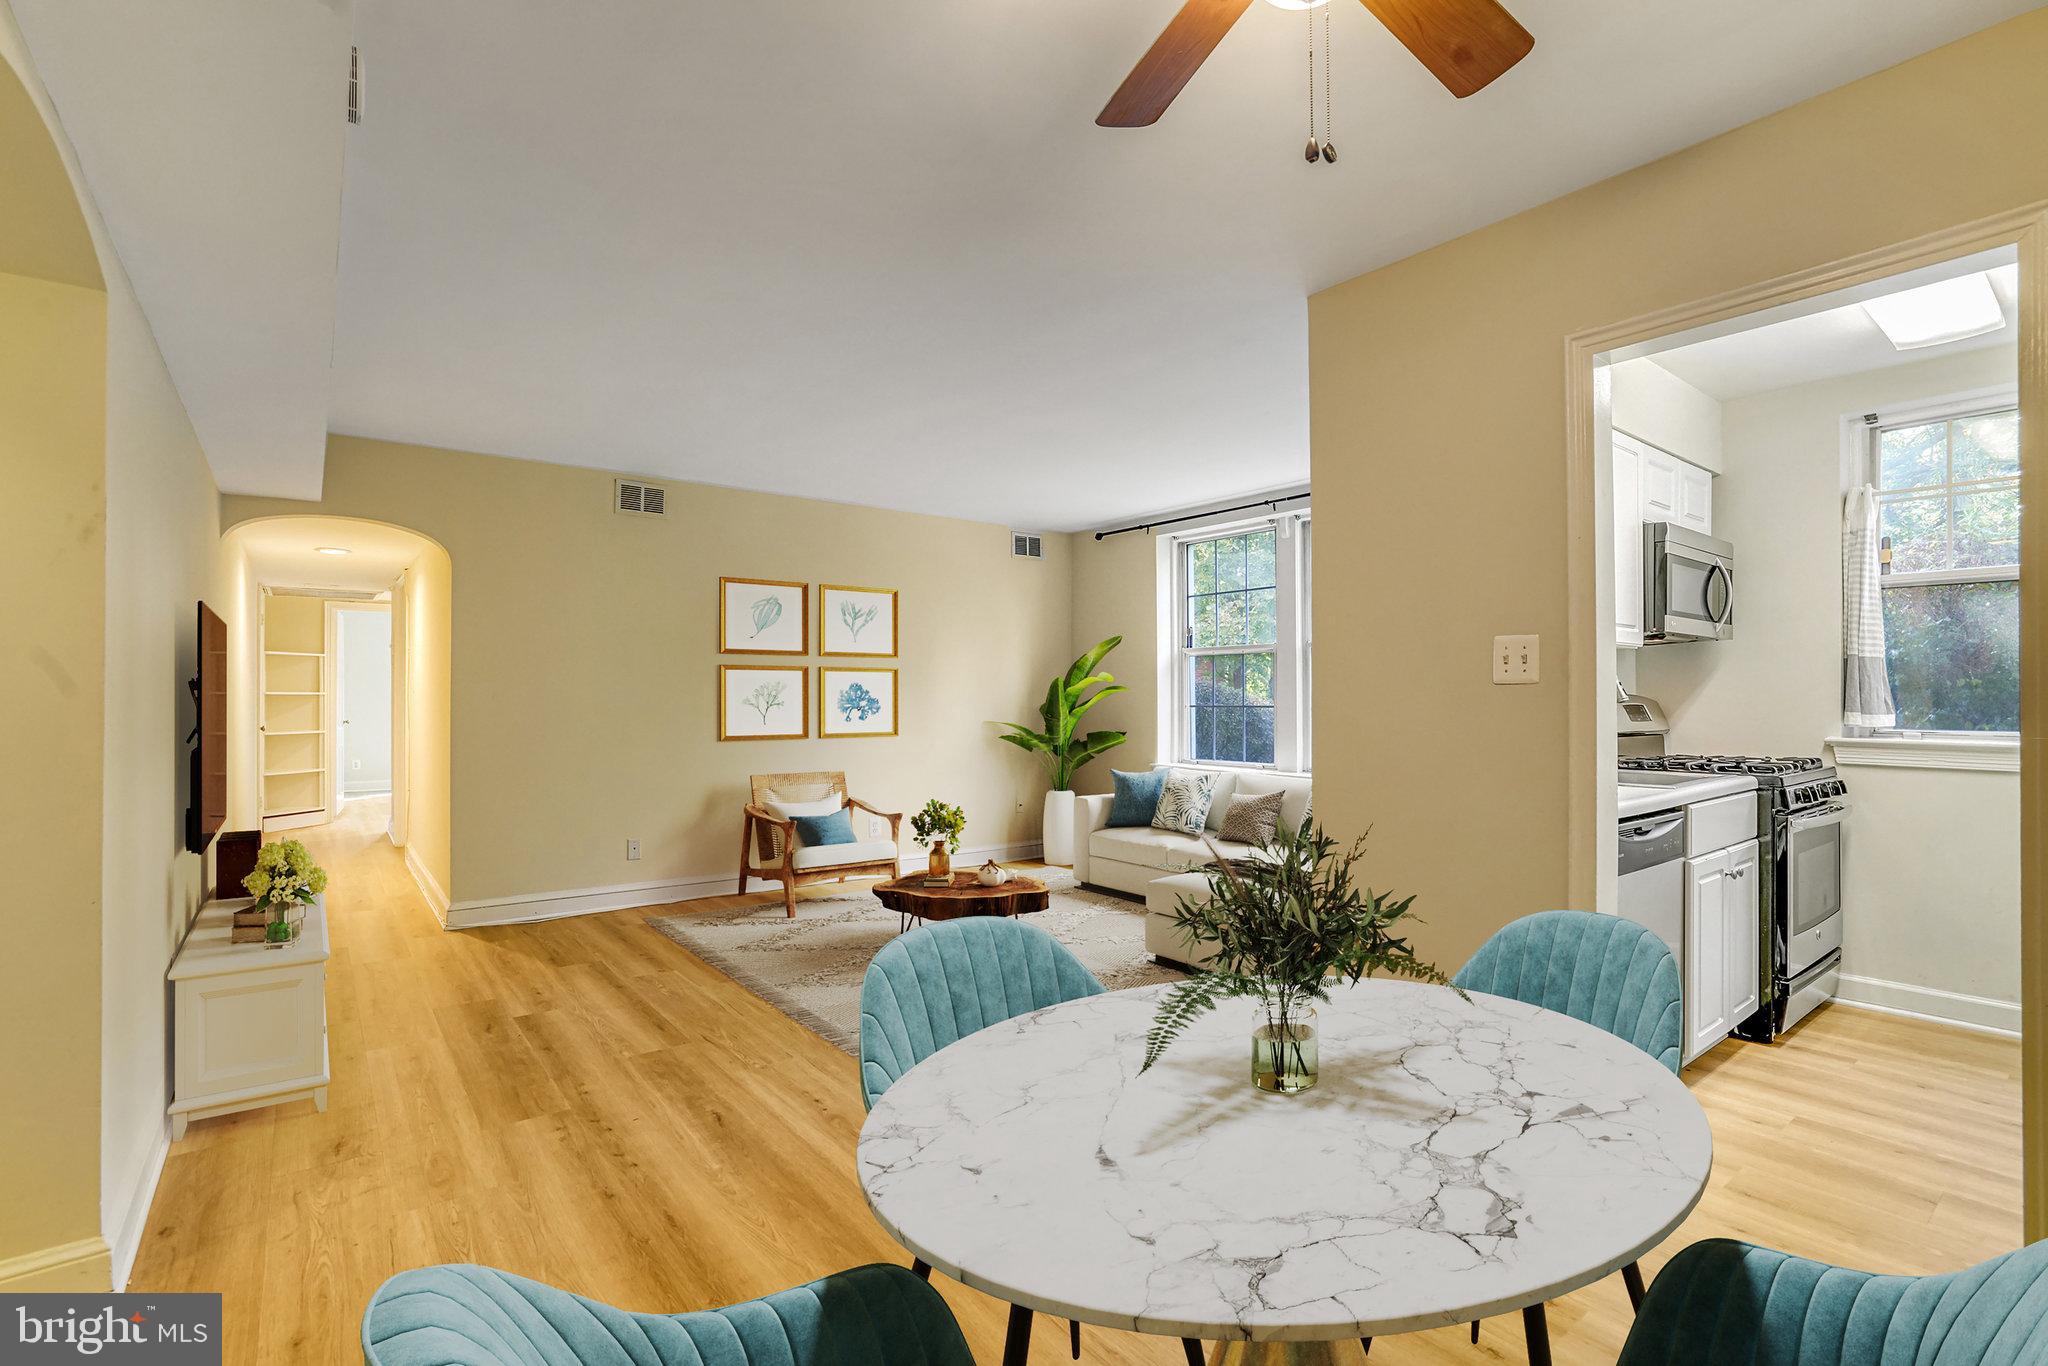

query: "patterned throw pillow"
(1152, 770), (1219, 836)
(1218, 789), (1286, 846)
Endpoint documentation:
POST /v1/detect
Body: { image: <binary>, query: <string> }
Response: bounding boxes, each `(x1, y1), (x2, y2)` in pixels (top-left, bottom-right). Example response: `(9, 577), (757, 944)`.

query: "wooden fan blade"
(1097, 0), (1255, 128)
(1358, 0), (1533, 98)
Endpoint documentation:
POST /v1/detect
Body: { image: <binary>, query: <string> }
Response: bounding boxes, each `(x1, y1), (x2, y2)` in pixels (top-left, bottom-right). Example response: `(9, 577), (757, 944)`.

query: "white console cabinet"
(167, 895), (329, 1139)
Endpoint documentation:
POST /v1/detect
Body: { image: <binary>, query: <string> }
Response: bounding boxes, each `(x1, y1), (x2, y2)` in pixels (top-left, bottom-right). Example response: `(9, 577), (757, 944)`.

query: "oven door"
(1647, 525), (1735, 641)
(1783, 802), (1845, 978)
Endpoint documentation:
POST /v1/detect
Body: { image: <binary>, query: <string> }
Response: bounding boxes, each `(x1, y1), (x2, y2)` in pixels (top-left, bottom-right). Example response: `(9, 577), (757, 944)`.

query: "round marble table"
(856, 978), (1711, 1364)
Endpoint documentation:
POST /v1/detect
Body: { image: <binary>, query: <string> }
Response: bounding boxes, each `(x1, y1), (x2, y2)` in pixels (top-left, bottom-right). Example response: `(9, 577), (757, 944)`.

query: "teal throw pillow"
(1108, 769), (1165, 827)
(793, 808), (857, 847)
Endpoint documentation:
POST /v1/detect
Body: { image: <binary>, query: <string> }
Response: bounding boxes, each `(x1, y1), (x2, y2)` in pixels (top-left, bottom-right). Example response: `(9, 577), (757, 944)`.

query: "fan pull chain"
(1319, 2), (1335, 163)
(1304, 8), (1319, 163)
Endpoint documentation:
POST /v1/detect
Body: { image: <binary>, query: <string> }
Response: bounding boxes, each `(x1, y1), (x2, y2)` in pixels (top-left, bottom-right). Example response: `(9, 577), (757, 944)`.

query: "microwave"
(1644, 522), (1734, 643)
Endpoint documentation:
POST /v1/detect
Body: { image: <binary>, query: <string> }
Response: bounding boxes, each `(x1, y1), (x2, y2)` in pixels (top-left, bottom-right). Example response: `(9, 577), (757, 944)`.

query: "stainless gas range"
(1618, 754), (1847, 1037)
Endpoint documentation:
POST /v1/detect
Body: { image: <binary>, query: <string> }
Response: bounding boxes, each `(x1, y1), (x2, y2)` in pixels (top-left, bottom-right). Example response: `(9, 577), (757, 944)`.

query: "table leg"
(1070, 1319), (1081, 1359)
(1003, 1304), (1033, 1366)
(1182, 1341), (1204, 1366)
(1521, 1304), (1551, 1366)
(911, 1259), (930, 1281)
(1358, 1340), (1370, 1356)
(1622, 1261), (1646, 1312)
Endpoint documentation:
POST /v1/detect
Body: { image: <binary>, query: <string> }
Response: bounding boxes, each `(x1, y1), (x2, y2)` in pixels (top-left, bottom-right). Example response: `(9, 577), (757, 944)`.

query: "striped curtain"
(1842, 484), (1895, 731)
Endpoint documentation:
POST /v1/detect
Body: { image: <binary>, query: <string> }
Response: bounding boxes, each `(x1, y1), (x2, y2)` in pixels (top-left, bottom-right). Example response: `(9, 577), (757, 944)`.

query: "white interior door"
(332, 605), (394, 805)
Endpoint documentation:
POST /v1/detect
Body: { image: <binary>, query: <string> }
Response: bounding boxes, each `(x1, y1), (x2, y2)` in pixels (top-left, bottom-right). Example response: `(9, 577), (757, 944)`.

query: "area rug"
(646, 871), (1186, 1054)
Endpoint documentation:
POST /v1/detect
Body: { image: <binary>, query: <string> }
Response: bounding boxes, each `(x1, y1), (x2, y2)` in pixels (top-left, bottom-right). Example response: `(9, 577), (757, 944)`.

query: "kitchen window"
(1871, 398), (2020, 735)
(1173, 517), (1310, 769)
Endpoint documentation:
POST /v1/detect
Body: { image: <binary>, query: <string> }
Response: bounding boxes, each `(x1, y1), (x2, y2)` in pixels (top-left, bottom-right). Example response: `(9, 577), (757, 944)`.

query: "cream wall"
(1613, 358), (1724, 473)
(1635, 345), (2020, 1030)
(224, 437), (1074, 915)
(399, 545), (453, 906)
(1068, 530), (1166, 796)
(1308, 9), (2048, 976)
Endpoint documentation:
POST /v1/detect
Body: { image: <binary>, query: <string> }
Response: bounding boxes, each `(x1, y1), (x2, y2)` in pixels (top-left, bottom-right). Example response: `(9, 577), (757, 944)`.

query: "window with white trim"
(1871, 398), (2019, 734)
(1172, 516), (1311, 770)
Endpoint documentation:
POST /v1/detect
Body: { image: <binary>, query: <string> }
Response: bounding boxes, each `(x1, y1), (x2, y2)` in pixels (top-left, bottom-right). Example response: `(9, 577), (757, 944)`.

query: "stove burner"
(1620, 753), (1825, 776)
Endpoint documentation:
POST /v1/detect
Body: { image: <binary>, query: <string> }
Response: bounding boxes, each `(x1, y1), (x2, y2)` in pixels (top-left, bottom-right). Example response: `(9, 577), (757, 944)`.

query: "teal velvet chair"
(1451, 909), (1684, 1354)
(859, 917), (1105, 1363)
(1618, 1237), (2048, 1364)
(361, 1262), (973, 1366)
(859, 917), (1105, 1112)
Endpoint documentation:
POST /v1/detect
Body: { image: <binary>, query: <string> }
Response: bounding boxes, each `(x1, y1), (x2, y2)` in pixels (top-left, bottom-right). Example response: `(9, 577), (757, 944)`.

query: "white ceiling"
(12, 0), (351, 500)
(232, 516), (429, 595)
(1650, 262), (2021, 401)
(15, 0), (2043, 529)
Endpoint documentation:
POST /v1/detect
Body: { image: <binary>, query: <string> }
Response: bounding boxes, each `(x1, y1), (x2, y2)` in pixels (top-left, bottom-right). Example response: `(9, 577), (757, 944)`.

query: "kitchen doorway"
(1565, 207), (2046, 1237)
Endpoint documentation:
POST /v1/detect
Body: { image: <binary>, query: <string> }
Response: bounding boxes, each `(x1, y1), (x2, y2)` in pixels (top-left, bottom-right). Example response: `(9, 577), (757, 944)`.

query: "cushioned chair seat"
(1618, 1237), (2048, 1364)
(362, 1262), (973, 1366)
(790, 839), (897, 871)
(1454, 908), (1682, 1074)
(859, 917), (1105, 1111)
(1087, 827), (1254, 873)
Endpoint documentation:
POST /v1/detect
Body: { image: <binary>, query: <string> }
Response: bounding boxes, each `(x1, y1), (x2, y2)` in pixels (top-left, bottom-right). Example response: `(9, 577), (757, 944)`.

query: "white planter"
(1041, 789), (1076, 867)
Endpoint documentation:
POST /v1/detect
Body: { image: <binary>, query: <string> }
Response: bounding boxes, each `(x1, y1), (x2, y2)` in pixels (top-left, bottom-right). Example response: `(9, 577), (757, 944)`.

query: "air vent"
(1011, 531), (1043, 559)
(615, 478), (668, 517)
(347, 47), (363, 125)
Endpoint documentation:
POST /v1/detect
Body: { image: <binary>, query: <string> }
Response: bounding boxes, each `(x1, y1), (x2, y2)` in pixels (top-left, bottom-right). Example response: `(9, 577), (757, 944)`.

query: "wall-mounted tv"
(185, 601), (228, 854)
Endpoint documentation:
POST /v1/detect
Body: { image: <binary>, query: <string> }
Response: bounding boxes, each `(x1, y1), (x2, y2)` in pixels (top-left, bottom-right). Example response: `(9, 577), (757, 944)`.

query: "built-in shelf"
(267, 690), (322, 697)
(264, 650), (325, 657)
(262, 806), (324, 819)
(264, 767), (325, 778)
(264, 729), (322, 737)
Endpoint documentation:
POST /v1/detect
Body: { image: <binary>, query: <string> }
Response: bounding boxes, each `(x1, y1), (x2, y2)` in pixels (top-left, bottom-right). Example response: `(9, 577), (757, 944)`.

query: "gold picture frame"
(818, 667), (898, 738)
(719, 665), (810, 740)
(819, 584), (899, 658)
(719, 577), (808, 655)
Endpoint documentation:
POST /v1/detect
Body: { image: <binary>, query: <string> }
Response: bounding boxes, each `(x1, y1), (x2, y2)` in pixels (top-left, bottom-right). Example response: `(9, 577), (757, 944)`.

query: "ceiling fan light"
(1263, 0), (1330, 10)
(1861, 273), (2006, 351)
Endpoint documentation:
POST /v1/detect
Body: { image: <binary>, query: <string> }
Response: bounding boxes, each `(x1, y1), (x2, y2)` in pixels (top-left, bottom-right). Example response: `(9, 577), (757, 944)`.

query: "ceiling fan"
(1097, 0), (1533, 127)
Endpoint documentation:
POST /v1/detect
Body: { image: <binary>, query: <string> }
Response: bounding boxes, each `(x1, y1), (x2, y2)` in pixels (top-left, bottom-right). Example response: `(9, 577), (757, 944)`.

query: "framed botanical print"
(719, 665), (808, 740)
(818, 667), (898, 738)
(720, 577), (807, 655)
(819, 584), (898, 657)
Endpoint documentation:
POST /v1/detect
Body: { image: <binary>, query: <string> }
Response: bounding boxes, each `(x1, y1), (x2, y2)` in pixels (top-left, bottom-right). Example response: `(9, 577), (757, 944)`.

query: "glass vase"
(1252, 1005), (1319, 1094)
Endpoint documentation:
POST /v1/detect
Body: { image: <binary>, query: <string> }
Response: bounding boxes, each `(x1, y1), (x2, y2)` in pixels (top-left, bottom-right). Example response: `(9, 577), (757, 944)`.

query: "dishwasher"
(1617, 808), (1686, 957)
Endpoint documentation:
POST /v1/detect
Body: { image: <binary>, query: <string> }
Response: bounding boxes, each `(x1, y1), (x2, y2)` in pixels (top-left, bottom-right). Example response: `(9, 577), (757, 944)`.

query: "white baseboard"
(0, 1237), (112, 1292)
(445, 840), (1044, 931)
(105, 1126), (170, 1292)
(404, 844), (451, 927)
(1833, 973), (2021, 1038)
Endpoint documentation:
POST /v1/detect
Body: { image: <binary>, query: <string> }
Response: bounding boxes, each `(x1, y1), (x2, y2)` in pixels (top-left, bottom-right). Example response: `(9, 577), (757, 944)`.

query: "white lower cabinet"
(1683, 838), (1760, 1064)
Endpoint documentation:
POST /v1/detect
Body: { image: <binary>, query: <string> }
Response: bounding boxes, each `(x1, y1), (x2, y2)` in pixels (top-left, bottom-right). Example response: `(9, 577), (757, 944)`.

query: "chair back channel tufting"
(1453, 909), (1683, 1074)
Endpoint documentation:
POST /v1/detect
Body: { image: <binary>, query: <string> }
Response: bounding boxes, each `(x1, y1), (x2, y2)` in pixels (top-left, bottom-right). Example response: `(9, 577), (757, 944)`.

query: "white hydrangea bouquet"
(243, 839), (328, 945)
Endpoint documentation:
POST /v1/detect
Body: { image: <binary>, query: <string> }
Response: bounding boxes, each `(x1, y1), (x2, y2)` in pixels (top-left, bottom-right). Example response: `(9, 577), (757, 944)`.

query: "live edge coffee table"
(872, 871), (1049, 931)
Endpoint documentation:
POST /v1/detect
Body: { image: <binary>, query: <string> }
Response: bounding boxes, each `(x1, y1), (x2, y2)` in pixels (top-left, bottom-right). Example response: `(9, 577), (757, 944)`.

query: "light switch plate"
(1493, 634), (1539, 684)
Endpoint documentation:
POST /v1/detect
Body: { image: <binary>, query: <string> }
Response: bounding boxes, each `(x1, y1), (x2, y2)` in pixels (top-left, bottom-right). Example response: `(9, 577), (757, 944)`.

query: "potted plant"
(243, 838), (328, 947)
(909, 799), (967, 885)
(994, 636), (1126, 867)
(1142, 822), (1456, 1093)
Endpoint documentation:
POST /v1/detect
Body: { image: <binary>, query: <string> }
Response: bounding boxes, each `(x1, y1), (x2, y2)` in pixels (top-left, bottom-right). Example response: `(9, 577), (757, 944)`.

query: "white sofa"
(1073, 767), (1313, 968)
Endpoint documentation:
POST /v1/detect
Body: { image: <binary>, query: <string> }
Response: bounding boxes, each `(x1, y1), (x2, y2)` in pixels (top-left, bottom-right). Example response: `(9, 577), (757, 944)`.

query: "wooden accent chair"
(741, 771), (902, 917)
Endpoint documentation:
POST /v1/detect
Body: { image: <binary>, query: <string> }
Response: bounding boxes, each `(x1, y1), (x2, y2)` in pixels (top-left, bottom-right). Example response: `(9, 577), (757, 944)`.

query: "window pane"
(1952, 486), (2020, 570)
(1878, 422), (1946, 491)
(1951, 411), (2019, 483)
(1191, 655), (1216, 706)
(1248, 587), (1277, 647)
(1882, 580), (2019, 732)
(1213, 706), (1246, 762)
(1247, 531), (1277, 590)
(1193, 705), (1215, 759)
(1215, 536), (1248, 592)
(1880, 495), (1947, 574)
(1215, 591), (1249, 646)
(1243, 651), (1274, 706)
(1188, 540), (1216, 595)
(1245, 707), (1275, 765)
(1189, 595), (1217, 647)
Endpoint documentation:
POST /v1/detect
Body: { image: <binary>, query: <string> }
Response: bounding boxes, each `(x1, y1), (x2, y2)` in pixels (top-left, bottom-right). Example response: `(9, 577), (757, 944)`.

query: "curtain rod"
(1092, 492), (1311, 541)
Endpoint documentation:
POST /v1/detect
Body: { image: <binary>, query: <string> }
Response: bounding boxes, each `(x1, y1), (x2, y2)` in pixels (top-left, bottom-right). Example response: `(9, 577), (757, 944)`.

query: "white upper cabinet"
(1613, 431), (1714, 647)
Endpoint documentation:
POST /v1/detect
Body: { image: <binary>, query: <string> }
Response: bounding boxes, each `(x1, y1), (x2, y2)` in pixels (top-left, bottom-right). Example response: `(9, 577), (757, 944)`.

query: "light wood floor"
(134, 797), (2023, 1364)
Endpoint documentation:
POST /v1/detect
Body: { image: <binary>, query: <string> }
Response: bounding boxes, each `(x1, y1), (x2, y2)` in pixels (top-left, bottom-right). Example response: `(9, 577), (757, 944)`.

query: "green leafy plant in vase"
(1143, 822), (1457, 1094)
(243, 838), (328, 946)
(910, 798), (966, 883)
(994, 635), (1126, 866)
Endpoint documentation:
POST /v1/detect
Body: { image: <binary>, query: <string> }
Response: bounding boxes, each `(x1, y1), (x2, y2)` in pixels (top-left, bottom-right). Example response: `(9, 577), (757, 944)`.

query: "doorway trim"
(1563, 202), (2048, 1237)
